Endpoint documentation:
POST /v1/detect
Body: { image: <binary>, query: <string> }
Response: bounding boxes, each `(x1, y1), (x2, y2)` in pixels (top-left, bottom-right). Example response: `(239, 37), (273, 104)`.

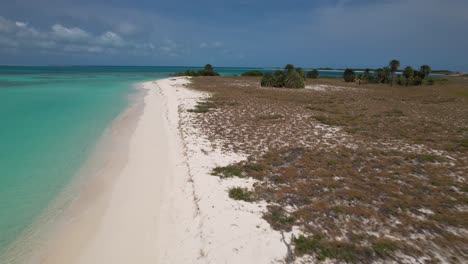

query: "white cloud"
(0, 16), (181, 58)
(15, 21), (27, 28)
(98, 31), (124, 46)
(200, 42), (208, 48)
(213, 41), (222, 47)
(51, 24), (90, 41)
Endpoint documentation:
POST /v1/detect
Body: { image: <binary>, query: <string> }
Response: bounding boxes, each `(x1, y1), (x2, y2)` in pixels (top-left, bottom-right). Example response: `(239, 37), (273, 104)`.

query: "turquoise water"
(0, 66), (262, 258)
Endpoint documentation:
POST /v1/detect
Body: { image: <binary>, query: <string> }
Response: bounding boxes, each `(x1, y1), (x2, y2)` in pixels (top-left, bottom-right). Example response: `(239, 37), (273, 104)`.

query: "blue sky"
(1, 0), (467, 70)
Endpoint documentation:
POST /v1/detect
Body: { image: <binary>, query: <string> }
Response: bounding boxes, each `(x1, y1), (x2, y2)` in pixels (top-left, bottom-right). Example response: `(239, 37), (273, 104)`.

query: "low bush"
(211, 165), (243, 178)
(396, 76), (403, 85)
(228, 187), (255, 202)
(241, 70), (263, 77)
(306, 69), (319, 79)
(260, 73), (274, 87)
(285, 69), (305, 89)
(293, 235), (399, 262)
(412, 76), (423, 85)
(175, 64), (220, 77)
(272, 70), (286, 87)
(260, 65), (305, 89)
(343, 68), (356, 82)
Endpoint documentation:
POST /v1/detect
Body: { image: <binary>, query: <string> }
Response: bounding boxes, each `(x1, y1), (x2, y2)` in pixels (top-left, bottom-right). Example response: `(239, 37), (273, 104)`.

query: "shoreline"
(0, 82), (146, 263)
(6, 77), (287, 263)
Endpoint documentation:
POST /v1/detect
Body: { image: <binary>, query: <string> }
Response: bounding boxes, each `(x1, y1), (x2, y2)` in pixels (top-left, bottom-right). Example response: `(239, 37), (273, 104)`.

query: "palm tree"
(204, 64), (214, 74)
(343, 69), (355, 82)
(363, 68), (371, 81)
(419, 65), (432, 79)
(403, 66), (414, 86)
(383, 67), (391, 84)
(306, 69), (319, 79)
(284, 64), (295, 73)
(389, 59), (400, 86)
(375, 68), (384, 83)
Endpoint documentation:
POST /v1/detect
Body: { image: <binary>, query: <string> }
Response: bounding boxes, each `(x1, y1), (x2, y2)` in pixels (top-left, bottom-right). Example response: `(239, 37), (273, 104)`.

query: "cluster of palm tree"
(345, 60), (433, 86)
(401, 65), (432, 86)
(261, 64), (306, 88)
(175, 64), (220, 77)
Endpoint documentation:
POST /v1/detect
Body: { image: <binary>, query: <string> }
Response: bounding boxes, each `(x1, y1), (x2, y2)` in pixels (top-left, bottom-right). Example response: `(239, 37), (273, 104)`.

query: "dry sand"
(31, 77), (286, 264)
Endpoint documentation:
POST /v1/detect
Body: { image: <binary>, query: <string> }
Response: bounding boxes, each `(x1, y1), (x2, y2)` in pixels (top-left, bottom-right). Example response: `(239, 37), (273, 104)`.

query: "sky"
(0, 0), (467, 70)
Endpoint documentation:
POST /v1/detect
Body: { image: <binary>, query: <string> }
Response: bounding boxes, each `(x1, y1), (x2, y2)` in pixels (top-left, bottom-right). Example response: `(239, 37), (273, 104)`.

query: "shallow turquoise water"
(0, 67), (172, 256)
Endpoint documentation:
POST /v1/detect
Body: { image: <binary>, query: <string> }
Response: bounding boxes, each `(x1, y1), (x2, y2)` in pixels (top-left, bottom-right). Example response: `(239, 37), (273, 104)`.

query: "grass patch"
(459, 137), (468, 148)
(293, 235), (399, 262)
(228, 187), (255, 202)
(211, 165), (243, 178)
(188, 76), (468, 262)
(188, 101), (216, 113)
(263, 205), (296, 231)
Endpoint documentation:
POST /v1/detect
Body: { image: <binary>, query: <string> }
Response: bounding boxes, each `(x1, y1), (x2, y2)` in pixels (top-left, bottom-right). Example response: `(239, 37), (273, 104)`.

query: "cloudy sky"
(0, 0), (467, 70)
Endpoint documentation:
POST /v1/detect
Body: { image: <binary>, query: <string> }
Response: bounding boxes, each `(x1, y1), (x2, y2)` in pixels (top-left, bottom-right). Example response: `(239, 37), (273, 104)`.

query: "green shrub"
(260, 65), (305, 89)
(295, 67), (305, 79)
(228, 187), (255, 202)
(211, 165), (243, 178)
(396, 76), (403, 85)
(272, 70), (286, 87)
(174, 64), (220, 76)
(187, 101), (216, 113)
(260, 72), (274, 87)
(343, 68), (355, 82)
(306, 69), (319, 79)
(241, 70), (263, 77)
(412, 76), (422, 85)
(285, 70), (305, 88)
(284, 64), (295, 72)
(198, 69), (220, 76)
(427, 78), (434, 85)
(263, 205), (296, 231)
(174, 70), (199, 77)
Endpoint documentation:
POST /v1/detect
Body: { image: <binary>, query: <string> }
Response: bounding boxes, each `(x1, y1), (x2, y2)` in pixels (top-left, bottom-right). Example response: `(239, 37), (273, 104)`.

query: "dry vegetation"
(187, 76), (468, 263)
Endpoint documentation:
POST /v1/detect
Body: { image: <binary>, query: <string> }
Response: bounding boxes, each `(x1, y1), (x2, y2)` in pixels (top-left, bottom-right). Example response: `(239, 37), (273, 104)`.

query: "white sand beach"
(32, 77), (287, 263)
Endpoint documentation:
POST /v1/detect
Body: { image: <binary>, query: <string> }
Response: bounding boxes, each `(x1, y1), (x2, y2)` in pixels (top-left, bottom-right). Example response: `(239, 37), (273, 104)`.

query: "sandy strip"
(34, 77), (286, 263)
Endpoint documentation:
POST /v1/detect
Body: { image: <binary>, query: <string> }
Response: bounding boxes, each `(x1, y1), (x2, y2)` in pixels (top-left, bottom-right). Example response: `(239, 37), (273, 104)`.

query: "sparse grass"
(211, 165), (243, 178)
(228, 187), (255, 202)
(188, 101), (216, 113)
(293, 235), (400, 263)
(459, 137), (468, 148)
(263, 205), (296, 231)
(188, 76), (468, 262)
